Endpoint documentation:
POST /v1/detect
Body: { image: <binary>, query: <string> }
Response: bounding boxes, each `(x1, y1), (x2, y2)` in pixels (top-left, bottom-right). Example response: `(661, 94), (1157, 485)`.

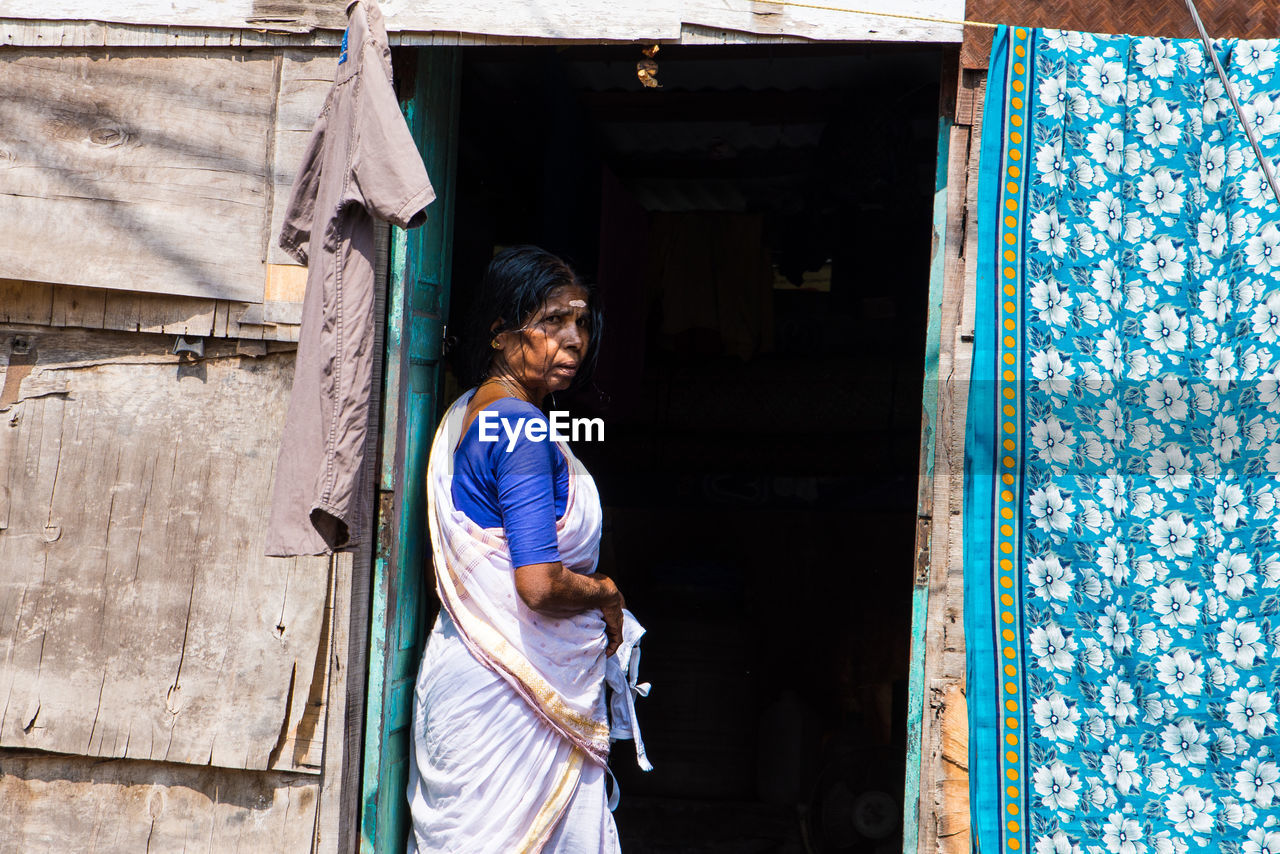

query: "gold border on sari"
(515, 750), (584, 853)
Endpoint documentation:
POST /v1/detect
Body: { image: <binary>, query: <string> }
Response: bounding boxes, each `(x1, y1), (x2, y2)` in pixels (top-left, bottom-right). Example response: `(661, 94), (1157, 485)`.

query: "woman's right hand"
(601, 578), (626, 658)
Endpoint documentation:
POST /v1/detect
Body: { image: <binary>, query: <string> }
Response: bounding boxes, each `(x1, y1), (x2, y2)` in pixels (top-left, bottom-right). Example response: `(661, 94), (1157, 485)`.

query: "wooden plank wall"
(0, 752), (319, 852)
(0, 41), (380, 851)
(0, 323), (362, 850)
(0, 327), (330, 771)
(915, 67), (984, 854)
(0, 48), (335, 310)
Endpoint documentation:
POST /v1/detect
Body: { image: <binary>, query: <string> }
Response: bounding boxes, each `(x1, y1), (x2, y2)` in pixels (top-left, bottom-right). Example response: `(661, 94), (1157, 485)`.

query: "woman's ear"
(488, 318), (505, 349)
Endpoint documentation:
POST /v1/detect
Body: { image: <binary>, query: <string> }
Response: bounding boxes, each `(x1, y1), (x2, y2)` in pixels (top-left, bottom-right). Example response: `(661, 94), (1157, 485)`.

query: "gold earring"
(490, 339), (501, 349)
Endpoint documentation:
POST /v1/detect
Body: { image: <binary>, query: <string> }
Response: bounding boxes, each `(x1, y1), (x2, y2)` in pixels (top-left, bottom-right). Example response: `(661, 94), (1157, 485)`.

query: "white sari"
(407, 390), (621, 853)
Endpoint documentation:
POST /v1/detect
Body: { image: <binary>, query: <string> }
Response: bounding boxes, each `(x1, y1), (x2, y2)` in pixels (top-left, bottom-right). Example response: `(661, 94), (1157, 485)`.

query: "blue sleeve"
(488, 402), (562, 568)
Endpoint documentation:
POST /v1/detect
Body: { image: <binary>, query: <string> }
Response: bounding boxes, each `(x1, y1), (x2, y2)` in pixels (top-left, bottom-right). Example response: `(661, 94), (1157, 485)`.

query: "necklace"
(483, 373), (530, 404)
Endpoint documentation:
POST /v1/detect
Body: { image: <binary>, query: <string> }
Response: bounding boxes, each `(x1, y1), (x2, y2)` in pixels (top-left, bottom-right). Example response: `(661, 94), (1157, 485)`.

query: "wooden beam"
(0, 18), (819, 48)
(550, 42), (949, 62)
(247, 0), (347, 32)
(1, 0), (963, 41)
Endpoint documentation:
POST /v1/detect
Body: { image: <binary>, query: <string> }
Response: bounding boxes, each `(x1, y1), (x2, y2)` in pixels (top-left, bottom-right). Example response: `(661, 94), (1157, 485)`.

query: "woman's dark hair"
(458, 246), (603, 395)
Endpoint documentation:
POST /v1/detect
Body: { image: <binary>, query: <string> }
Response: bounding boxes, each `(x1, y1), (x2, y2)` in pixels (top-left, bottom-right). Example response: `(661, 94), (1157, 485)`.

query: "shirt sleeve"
(489, 407), (562, 568)
(277, 106), (328, 265)
(350, 49), (436, 228)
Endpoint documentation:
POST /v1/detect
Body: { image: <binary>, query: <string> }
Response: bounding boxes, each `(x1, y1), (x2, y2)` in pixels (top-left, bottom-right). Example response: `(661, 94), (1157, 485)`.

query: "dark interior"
(440, 43), (942, 854)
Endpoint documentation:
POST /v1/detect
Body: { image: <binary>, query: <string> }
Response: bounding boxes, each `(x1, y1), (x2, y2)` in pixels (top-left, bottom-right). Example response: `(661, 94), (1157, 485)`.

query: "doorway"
(438, 43), (941, 853)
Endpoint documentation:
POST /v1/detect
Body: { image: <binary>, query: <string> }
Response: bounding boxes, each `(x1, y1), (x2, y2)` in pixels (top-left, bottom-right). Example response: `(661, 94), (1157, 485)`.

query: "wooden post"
(913, 63), (986, 854)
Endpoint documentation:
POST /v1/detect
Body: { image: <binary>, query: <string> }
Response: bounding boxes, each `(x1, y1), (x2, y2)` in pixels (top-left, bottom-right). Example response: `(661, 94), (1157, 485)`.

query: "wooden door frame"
(907, 54), (982, 854)
(360, 46), (461, 854)
(359, 41), (967, 854)
(903, 88), (956, 854)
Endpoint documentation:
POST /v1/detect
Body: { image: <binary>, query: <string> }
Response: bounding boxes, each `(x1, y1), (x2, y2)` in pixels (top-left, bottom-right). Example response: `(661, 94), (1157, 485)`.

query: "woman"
(407, 246), (627, 853)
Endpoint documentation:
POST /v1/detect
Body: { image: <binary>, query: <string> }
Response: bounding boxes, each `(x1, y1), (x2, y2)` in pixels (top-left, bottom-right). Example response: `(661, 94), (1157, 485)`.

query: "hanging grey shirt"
(266, 0), (434, 556)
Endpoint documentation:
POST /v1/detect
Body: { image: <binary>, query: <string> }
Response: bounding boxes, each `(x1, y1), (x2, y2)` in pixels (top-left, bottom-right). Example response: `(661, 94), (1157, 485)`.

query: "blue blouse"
(450, 397), (569, 568)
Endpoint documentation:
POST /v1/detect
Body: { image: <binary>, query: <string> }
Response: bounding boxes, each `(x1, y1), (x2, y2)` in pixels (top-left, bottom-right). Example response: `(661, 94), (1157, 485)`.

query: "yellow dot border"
(995, 25), (1030, 854)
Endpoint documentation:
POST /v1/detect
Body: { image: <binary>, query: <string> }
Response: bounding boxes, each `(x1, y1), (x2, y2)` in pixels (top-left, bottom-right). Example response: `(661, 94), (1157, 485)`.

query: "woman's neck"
(481, 373), (541, 407)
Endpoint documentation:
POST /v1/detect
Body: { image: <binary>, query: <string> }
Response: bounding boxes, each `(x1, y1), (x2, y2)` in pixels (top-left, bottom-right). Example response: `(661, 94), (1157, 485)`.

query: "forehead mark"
(569, 299), (587, 308)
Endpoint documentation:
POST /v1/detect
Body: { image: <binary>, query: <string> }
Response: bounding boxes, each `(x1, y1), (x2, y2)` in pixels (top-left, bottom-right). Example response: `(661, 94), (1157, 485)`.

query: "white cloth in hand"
(605, 609), (653, 772)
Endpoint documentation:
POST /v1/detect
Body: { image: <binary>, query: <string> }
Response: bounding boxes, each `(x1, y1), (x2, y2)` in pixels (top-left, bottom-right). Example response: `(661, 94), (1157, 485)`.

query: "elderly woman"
(407, 246), (627, 852)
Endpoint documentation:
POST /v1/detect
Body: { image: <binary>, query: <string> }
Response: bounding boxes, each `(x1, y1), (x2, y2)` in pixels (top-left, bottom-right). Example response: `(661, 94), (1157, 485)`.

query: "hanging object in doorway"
(637, 44), (660, 88)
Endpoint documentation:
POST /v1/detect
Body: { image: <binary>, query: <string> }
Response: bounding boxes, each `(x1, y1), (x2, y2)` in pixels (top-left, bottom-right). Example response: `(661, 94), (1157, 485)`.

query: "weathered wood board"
(248, 0), (348, 32)
(914, 69), (982, 854)
(0, 18), (346, 49)
(0, 278), (307, 343)
(0, 326), (329, 773)
(0, 50), (272, 301)
(0, 49), (332, 303)
(2, 0), (964, 42)
(0, 751), (318, 853)
(0, 17), (829, 47)
(2, 0), (680, 38)
(1, 1), (260, 29)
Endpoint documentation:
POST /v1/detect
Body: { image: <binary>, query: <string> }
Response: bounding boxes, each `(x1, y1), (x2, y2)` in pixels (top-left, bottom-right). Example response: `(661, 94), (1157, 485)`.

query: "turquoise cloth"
(969, 26), (1280, 854)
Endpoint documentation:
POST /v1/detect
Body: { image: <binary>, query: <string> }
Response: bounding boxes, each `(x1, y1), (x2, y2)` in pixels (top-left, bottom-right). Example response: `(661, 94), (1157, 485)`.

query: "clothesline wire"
(1183, 0), (1280, 209)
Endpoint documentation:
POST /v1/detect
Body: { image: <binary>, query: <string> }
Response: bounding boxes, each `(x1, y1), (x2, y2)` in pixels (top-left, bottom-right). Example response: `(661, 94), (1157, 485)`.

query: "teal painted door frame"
(361, 46), (461, 854)
(901, 110), (954, 852)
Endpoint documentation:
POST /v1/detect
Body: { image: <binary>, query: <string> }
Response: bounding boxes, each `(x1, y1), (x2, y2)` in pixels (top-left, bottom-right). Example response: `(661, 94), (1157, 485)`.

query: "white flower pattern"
(985, 27), (1280, 854)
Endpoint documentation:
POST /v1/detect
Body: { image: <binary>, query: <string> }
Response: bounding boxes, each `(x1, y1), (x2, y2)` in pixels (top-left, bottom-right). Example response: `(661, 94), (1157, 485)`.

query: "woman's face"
(496, 284), (591, 399)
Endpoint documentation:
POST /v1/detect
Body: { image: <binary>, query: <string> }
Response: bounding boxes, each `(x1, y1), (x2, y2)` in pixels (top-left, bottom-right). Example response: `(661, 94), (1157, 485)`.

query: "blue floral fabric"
(968, 26), (1280, 854)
